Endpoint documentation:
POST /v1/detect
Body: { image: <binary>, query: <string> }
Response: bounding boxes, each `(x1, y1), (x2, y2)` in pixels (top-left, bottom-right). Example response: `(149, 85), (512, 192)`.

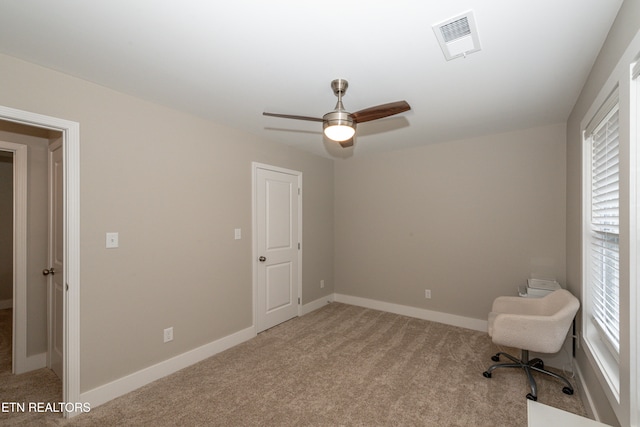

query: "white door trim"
(0, 141), (27, 374)
(251, 162), (302, 332)
(47, 138), (64, 378)
(0, 106), (80, 418)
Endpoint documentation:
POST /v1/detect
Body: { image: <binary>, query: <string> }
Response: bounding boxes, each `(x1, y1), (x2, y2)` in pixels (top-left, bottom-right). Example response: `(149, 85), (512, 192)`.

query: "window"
(586, 97), (621, 358)
(583, 90), (622, 402)
(580, 36), (640, 426)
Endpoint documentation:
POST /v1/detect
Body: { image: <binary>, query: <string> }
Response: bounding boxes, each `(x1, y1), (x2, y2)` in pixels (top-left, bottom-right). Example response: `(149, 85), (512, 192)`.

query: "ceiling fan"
(263, 79), (411, 148)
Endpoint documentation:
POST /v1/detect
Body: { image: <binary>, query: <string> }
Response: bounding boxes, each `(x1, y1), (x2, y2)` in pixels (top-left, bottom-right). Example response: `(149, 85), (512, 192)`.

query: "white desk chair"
(482, 289), (580, 401)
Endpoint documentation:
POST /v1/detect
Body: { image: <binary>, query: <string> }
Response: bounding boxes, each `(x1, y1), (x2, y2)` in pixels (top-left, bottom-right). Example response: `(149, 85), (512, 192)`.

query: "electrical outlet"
(320, 279), (325, 289)
(164, 327), (173, 343)
(425, 289), (431, 299)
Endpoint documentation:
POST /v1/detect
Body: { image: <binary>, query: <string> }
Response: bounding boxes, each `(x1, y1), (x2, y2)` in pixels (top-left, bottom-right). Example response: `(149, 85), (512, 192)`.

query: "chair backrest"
(540, 289), (580, 319)
(537, 290), (580, 353)
(490, 289), (580, 353)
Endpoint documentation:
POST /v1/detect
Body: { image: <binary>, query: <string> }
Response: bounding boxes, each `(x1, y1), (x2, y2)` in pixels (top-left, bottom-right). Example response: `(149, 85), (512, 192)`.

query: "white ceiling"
(0, 1), (623, 158)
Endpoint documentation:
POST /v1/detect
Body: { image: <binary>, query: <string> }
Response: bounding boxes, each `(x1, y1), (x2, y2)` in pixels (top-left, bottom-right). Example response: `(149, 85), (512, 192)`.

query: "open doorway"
(0, 151), (13, 376)
(0, 151), (13, 313)
(0, 121), (63, 407)
(0, 105), (80, 418)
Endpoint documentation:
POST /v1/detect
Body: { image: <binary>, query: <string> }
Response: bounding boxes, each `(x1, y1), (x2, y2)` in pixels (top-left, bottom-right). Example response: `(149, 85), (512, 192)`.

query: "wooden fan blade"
(263, 112), (324, 122)
(351, 101), (411, 123)
(339, 138), (354, 148)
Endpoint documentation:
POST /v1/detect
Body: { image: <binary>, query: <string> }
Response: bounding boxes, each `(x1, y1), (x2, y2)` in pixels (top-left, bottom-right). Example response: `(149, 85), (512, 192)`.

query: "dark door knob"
(43, 268), (55, 276)
(258, 256), (266, 262)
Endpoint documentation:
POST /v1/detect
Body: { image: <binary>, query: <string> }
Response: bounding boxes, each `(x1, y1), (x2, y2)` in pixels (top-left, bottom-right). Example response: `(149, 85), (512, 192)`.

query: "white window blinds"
(588, 99), (620, 354)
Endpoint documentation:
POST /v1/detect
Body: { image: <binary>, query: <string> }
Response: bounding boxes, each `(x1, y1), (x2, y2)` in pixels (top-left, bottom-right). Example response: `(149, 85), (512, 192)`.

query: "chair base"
(482, 350), (574, 401)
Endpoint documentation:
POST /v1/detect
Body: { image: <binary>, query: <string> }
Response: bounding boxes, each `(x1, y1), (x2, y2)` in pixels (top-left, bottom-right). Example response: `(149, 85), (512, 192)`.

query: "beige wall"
(335, 123), (566, 320)
(0, 123), (52, 356)
(0, 0), (632, 409)
(566, 0), (640, 425)
(0, 154), (12, 303)
(0, 53), (334, 392)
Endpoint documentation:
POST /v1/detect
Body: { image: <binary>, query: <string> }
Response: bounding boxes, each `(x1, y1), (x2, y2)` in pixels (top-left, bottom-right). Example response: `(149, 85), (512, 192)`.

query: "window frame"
(582, 90), (622, 402)
(631, 57), (640, 427)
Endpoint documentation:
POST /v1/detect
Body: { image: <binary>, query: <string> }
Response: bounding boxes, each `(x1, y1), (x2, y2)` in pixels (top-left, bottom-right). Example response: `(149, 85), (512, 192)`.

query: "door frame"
(0, 105), (80, 418)
(47, 138), (64, 377)
(251, 162), (302, 332)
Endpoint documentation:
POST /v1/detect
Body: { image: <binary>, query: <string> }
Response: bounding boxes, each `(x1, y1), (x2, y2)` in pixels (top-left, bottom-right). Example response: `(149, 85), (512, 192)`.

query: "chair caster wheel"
(483, 371), (492, 378)
(562, 387), (574, 395)
(526, 393), (537, 401)
(491, 354), (500, 362)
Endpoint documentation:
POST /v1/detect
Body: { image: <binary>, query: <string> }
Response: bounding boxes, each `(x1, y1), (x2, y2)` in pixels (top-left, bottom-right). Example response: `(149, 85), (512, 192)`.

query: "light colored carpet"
(1, 303), (587, 426)
(0, 308), (63, 426)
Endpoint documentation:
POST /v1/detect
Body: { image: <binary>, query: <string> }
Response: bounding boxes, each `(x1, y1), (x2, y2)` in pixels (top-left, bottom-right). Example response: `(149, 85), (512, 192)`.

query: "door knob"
(43, 267), (55, 276)
(258, 256), (266, 262)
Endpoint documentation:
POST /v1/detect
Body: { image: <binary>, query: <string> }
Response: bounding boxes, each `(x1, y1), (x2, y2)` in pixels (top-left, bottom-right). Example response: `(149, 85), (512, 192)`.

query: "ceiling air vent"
(433, 11), (481, 61)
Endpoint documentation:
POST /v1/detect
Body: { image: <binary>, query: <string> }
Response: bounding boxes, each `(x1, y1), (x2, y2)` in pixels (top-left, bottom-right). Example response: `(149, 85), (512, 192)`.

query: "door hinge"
(298, 297), (301, 304)
(298, 242), (301, 250)
(298, 188), (301, 195)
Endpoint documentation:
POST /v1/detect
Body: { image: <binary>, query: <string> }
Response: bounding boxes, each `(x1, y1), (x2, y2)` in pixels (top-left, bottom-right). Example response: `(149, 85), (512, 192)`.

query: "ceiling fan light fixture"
(263, 78), (411, 148)
(323, 110), (355, 142)
(324, 124), (355, 142)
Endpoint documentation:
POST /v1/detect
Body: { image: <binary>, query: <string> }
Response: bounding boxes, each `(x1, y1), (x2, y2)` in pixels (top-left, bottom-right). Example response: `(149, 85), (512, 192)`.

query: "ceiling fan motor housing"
(323, 110), (355, 141)
(323, 110), (354, 127)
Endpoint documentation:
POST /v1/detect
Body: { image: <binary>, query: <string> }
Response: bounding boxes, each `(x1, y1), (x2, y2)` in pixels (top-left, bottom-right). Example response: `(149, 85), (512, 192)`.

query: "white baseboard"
(572, 359), (601, 422)
(80, 326), (255, 409)
(301, 294), (335, 316)
(0, 299), (12, 310)
(334, 293), (488, 332)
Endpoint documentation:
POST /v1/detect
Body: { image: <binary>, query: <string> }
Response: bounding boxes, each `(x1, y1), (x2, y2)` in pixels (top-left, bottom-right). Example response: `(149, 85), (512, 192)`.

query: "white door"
(47, 139), (63, 379)
(255, 166), (301, 333)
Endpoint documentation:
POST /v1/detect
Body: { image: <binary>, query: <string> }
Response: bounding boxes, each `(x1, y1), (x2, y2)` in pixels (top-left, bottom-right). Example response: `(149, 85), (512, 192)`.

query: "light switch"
(234, 228), (242, 240)
(106, 232), (119, 248)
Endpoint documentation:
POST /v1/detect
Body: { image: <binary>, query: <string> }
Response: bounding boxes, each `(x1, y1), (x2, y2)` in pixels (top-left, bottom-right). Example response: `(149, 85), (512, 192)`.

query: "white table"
(528, 400), (611, 426)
